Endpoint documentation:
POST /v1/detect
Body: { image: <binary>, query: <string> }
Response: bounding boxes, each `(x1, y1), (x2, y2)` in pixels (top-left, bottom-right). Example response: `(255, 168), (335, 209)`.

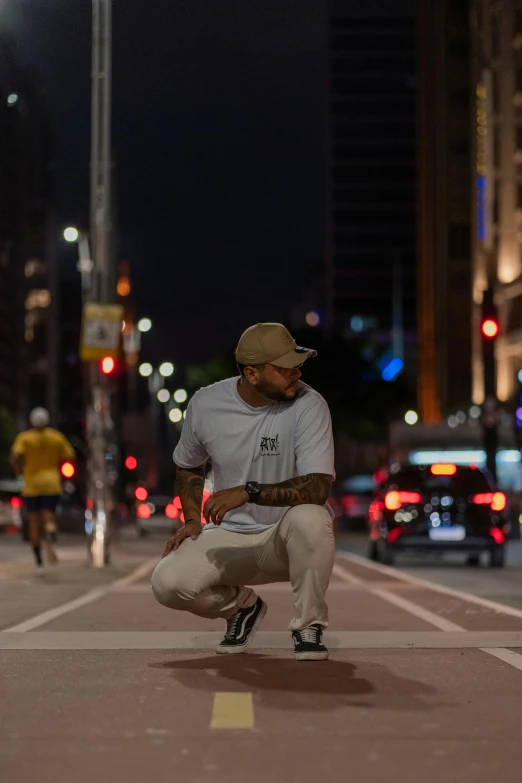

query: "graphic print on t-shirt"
(173, 377), (335, 531)
(260, 434), (280, 456)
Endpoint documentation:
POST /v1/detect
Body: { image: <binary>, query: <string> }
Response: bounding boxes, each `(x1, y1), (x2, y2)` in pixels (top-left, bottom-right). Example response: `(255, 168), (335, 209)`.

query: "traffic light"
(125, 456), (137, 471)
(100, 356), (116, 375)
(481, 289), (498, 397)
(481, 288), (499, 481)
(481, 318), (499, 339)
(61, 461), (76, 479)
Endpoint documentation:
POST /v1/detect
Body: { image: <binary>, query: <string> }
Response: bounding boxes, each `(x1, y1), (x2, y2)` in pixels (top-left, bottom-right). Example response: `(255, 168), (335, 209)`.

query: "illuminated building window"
(24, 259), (45, 278)
(25, 289), (51, 310)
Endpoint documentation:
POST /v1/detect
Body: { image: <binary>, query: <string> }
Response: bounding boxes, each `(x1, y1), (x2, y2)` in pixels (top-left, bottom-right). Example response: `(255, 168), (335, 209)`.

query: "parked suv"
(367, 463), (508, 567)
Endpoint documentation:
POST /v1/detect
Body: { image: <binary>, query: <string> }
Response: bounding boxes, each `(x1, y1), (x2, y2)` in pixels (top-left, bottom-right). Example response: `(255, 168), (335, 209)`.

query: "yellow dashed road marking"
(210, 692), (254, 729)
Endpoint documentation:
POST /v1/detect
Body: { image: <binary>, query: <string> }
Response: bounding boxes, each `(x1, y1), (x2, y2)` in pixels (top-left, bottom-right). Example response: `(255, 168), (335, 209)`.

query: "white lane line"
(4, 557), (158, 633)
(333, 561), (464, 631)
(335, 553), (522, 673)
(481, 648), (522, 671)
(332, 563), (363, 585)
(2, 630), (522, 650)
(337, 551), (522, 621)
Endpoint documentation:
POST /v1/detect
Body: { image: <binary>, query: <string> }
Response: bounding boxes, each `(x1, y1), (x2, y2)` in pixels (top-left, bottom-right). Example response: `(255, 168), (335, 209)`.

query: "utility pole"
(480, 288), (499, 482)
(86, 0), (115, 567)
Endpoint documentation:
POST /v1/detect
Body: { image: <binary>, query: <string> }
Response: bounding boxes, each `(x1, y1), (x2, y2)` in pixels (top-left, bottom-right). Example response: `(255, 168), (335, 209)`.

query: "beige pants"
(151, 504), (335, 631)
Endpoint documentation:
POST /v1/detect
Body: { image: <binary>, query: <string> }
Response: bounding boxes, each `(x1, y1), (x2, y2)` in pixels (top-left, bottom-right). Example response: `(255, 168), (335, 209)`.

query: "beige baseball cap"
(235, 323), (317, 369)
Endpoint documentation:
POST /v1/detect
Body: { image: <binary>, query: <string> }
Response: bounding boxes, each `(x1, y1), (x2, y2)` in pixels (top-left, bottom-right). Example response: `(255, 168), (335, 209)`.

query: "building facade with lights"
(471, 1), (522, 406)
(0, 37), (56, 430)
(325, 0), (416, 337)
(417, 0), (474, 421)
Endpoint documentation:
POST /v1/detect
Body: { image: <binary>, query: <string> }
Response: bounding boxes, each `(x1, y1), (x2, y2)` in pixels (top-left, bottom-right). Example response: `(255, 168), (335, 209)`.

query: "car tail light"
(165, 504), (178, 519)
(368, 500), (384, 522)
(387, 527), (403, 543)
(430, 463), (457, 476)
(491, 492), (506, 511)
(384, 491), (421, 510)
(10, 497), (23, 509)
(472, 492), (506, 511)
(490, 528), (505, 545)
(136, 503), (151, 519)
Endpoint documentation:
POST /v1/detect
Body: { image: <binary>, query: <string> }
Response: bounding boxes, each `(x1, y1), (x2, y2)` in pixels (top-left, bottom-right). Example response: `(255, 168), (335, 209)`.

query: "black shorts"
(24, 495), (61, 513)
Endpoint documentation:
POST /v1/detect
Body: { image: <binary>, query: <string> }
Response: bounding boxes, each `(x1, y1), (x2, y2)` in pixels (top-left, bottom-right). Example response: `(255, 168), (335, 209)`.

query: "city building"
(471, 1), (522, 406)
(325, 0), (416, 347)
(417, 0), (473, 421)
(0, 37), (56, 429)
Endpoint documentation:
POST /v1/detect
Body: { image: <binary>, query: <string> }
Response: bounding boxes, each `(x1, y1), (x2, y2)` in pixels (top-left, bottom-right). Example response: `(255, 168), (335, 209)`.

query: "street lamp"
(404, 410), (419, 426)
(157, 388), (170, 403)
(173, 388), (188, 404)
(64, 227), (80, 243)
(159, 362), (174, 377)
(169, 407), (183, 423)
(139, 362), (153, 377)
(137, 317), (152, 333)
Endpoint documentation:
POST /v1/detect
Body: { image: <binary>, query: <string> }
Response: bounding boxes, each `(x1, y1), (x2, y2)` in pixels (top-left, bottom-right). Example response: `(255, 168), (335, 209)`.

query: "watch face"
(247, 482), (260, 494)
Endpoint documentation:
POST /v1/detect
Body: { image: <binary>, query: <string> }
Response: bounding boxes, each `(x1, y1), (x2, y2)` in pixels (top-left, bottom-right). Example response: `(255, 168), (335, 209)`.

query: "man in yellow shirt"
(10, 407), (75, 572)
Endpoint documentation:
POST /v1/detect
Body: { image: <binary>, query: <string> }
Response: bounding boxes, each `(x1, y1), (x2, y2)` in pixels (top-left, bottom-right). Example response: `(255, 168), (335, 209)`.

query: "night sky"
(6, 0), (327, 363)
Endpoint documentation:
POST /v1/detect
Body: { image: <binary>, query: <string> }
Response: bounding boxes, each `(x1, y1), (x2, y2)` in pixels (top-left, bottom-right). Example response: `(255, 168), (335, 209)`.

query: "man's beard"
(256, 378), (298, 402)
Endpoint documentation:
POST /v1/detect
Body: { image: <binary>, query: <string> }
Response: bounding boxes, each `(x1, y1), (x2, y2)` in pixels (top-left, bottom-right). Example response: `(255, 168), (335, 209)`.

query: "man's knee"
(282, 504), (333, 545)
(151, 557), (197, 610)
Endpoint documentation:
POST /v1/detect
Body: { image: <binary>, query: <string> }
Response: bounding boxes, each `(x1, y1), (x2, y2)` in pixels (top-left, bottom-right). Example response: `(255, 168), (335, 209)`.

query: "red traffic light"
(481, 319), (499, 339)
(61, 461), (76, 479)
(100, 356), (116, 375)
(135, 486), (148, 501)
(125, 456), (137, 471)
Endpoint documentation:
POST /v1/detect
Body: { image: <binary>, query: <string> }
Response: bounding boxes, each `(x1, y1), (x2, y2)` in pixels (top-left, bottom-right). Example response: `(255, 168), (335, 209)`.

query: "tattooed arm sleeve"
(176, 463), (206, 523)
(255, 473), (333, 507)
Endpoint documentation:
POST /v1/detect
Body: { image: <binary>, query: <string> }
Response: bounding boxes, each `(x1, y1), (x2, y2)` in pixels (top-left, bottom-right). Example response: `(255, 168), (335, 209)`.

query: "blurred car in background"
(0, 478), (85, 536)
(135, 478), (214, 537)
(0, 479), (23, 533)
(336, 473), (385, 531)
(136, 494), (181, 537)
(367, 463), (509, 567)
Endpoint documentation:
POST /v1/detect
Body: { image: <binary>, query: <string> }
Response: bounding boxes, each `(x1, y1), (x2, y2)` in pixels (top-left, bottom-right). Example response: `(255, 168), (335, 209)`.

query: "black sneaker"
(292, 624), (329, 661)
(215, 597), (267, 655)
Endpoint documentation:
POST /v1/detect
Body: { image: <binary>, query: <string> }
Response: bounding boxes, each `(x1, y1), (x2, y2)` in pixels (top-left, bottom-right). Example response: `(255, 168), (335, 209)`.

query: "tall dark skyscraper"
(417, 0), (473, 422)
(0, 37), (55, 427)
(325, 1), (416, 340)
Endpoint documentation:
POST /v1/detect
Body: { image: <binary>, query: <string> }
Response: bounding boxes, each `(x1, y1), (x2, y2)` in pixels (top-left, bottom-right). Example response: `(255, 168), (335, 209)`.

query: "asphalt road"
(1, 530), (522, 782)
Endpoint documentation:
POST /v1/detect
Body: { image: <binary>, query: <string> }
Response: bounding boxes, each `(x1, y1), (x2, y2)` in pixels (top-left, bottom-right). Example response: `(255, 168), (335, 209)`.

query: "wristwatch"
(245, 481), (261, 503)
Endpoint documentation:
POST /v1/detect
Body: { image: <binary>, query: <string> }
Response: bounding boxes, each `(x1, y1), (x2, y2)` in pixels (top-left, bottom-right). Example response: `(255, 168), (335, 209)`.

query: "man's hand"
(162, 520), (203, 558)
(203, 486), (249, 525)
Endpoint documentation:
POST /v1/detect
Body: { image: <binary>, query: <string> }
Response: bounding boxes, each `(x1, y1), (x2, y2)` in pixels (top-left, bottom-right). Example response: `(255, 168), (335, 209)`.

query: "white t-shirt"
(173, 377), (335, 532)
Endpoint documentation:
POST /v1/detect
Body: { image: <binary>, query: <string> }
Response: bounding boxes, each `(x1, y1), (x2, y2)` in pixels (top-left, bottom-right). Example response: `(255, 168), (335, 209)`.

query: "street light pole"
(86, 0), (114, 567)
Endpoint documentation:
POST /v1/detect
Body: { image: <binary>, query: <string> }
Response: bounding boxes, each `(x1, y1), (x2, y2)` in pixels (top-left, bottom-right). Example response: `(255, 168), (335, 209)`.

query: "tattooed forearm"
(255, 473), (332, 508)
(176, 463), (206, 522)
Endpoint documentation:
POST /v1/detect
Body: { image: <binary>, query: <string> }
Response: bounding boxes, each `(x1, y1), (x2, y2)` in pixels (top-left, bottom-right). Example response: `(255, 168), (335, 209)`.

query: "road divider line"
(337, 551), (522, 622)
(335, 553), (522, 674)
(481, 648), (522, 671)
(4, 557), (158, 633)
(210, 693), (254, 729)
(333, 561), (464, 631)
(332, 563), (363, 585)
(3, 630), (522, 650)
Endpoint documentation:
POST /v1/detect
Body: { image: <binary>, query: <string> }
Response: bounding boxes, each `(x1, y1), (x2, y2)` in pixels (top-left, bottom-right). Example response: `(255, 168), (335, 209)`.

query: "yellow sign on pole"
(80, 303), (124, 362)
